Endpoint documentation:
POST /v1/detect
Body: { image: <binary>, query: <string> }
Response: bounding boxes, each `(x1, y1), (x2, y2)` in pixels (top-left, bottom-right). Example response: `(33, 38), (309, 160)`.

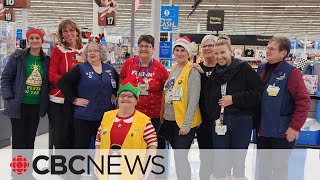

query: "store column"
(21, 9), (27, 39)
(151, 0), (161, 60)
(93, 0), (99, 36)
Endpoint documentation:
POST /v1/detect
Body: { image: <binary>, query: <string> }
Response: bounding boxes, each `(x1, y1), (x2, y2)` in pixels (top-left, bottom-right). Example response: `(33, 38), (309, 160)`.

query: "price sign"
(3, 0), (31, 8)
(0, 8), (15, 22)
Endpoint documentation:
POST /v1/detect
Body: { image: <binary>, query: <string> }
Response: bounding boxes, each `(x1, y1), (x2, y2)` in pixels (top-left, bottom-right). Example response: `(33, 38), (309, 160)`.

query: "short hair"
(138, 35), (155, 47)
(201, 34), (218, 47)
(215, 35), (232, 51)
(269, 36), (291, 59)
(58, 20), (82, 49)
(82, 41), (108, 62)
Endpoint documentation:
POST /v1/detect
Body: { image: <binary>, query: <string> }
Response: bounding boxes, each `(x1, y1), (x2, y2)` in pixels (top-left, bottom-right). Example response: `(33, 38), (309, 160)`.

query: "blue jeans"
(212, 114), (253, 178)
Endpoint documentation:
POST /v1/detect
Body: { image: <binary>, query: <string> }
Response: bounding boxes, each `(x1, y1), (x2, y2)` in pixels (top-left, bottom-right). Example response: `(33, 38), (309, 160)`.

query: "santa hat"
(173, 36), (192, 57)
(26, 29), (45, 43)
(117, 76), (145, 99)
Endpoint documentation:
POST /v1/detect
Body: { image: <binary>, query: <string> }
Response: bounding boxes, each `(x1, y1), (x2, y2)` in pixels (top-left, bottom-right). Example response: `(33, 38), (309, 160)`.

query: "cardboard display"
(0, 8), (15, 22)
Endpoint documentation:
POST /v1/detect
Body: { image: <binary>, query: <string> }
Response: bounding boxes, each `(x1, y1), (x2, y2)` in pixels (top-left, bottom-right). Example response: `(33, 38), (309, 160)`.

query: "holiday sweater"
(22, 54), (43, 104)
(49, 45), (83, 104)
(120, 57), (169, 118)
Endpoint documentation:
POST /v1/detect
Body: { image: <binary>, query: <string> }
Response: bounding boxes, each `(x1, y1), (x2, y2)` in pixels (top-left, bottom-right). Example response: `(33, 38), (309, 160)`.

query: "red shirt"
(120, 57), (169, 118)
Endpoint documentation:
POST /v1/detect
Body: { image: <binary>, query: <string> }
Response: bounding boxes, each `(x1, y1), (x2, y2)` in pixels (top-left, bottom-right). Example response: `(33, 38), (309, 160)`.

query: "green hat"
(117, 76), (144, 99)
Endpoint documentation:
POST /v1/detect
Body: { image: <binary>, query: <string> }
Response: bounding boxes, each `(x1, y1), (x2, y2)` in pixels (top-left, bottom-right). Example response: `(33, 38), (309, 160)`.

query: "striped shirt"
(95, 116), (158, 148)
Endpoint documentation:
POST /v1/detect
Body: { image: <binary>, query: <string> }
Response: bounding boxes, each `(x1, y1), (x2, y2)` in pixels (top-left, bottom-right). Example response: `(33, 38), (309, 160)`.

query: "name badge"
(267, 85), (280, 97)
(138, 78), (149, 95)
(215, 125), (227, 135)
(172, 88), (183, 101)
(111, 79), (116, 88)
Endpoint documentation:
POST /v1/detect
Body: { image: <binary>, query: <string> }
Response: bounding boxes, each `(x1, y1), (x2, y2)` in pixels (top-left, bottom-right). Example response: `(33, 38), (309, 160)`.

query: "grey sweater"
(163, 67), (201, 132)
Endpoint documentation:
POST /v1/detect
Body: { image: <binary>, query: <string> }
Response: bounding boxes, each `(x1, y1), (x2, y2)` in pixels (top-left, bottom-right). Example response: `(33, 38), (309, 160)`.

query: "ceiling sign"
(207, 10), (224, 31)
(3, 0), (31, 8)
(0, 7), (15, 22)
(95, 0), (117, 26)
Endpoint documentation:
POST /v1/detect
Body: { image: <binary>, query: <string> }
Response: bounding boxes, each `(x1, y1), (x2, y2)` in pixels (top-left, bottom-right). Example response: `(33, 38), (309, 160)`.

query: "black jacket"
(199, 58), (264, 123)
(1, 48), (50, 119)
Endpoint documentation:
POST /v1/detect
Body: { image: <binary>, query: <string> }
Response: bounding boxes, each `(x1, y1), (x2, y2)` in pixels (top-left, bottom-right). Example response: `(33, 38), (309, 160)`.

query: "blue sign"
(159, 41), (172, 59)
(16, 29), (23, 40)
(317, 41), (320, 49)
(290, 40), (297, 49)
(160, 6), (179, 32)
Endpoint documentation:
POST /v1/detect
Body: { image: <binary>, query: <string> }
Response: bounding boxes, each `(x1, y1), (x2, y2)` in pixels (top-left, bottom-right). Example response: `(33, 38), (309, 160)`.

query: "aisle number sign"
(3, 0), (31, 8)
(0, 7), (15, 22)
(160, 6), (179, 31)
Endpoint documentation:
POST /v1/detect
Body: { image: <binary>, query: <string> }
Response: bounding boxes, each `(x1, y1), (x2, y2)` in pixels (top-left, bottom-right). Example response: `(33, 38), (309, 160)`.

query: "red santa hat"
(173, 36), (192, 57)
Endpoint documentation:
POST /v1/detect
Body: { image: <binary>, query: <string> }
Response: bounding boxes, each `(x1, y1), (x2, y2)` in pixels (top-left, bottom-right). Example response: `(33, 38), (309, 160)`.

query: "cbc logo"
(10, 155), (30, 175)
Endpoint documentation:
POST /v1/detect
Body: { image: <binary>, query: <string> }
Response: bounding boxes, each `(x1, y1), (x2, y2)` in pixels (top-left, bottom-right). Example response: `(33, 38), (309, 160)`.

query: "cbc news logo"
(10, 155), (30, 175)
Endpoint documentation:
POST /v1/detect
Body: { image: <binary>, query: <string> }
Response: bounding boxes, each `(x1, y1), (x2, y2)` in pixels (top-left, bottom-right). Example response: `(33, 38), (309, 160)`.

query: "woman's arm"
(1, 50), (19, 100)
(57, 65), (81, 102)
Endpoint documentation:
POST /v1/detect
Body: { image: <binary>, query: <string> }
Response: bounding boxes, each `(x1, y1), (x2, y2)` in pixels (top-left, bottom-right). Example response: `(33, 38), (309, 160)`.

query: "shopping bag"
(303, 65), (318, 94)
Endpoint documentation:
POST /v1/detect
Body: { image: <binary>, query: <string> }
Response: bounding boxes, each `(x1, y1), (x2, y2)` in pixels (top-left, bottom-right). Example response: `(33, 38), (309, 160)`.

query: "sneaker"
(230, 175), (248, 180)
(210, 174), (230, 180)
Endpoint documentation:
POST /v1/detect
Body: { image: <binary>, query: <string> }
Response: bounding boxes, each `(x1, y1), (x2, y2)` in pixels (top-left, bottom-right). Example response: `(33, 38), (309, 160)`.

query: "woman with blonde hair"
(207, 35), (263, 180)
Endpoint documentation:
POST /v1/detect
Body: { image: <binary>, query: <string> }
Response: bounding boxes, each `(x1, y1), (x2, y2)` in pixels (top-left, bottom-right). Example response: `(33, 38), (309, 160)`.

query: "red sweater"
(49, 45), (83, 103)
(120, 57), (169, 118)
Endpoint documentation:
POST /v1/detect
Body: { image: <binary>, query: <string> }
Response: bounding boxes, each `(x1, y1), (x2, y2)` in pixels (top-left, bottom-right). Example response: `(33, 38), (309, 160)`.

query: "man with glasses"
(256, 36), (310, 180)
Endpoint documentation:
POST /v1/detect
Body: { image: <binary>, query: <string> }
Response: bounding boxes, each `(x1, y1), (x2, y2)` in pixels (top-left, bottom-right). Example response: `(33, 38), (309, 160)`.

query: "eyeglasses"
(138, 44), (153, 49)
(88, 49), (100, 53)
(119, 94), (135, 99)
(266, 46), (279, 51)
(62, 29), (76, 34)
(202, 44), (215, 49)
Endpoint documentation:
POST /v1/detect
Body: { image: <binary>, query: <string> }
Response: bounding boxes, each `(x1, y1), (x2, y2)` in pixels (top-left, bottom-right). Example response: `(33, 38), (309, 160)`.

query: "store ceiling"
(12, 0), (320, 39)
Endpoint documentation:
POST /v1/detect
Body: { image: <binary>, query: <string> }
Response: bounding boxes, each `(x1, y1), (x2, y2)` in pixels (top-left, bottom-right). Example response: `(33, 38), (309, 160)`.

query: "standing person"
(256, 37), (310, 180)
(95, 75), (157, 180)
(193, 34), (218, 180)
(120, 35), (169, 132)
(159, 36), (202, 180)
(57, 41), (119, 149)
(49, 19), (83, 149)
(207, 35), (263, 180)
(1, 29), (49, 179)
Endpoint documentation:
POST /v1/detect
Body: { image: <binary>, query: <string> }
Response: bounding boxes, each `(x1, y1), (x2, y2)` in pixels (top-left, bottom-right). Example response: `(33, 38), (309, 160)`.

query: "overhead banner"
(207, 10), (224, 31)
(3, 0), (31, 8)
(0, 8), (15, 22)
(160, 6), (179, 31)
(95, 0), (118, 26)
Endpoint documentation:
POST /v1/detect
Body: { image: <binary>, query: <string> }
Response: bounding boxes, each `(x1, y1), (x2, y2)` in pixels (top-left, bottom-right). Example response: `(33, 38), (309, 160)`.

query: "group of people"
(1, 18), (310, 180)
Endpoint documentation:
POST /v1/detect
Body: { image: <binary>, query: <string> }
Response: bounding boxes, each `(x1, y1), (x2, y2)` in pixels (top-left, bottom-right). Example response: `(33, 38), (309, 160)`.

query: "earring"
(62, 39), (65, 42)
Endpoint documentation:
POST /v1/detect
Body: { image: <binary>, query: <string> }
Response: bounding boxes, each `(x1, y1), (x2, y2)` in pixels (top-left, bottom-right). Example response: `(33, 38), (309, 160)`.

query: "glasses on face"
(119, 94), (135, 99)
(62, 29), (76, 34)
(138, 44), (153, 49)
(202, 44), (215, 49)
(88, 49), (100, 53)
(266, 46), (279, 51)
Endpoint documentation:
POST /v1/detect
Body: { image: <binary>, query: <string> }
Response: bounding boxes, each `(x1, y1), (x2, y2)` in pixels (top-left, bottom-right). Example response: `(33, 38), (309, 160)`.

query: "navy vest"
(75, 62), (115, 121)
(258, 61), (294, 137)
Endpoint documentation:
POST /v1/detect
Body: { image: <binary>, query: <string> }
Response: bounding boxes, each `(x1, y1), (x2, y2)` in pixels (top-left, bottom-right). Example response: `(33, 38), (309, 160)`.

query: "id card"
(75, 54), (84, 63)
(172, 88), (183, 101)
(267, 85), (280, 97)
(215, 125), (227, 135)
(111, 79), (116, 88)
(138, 83), (149, 95)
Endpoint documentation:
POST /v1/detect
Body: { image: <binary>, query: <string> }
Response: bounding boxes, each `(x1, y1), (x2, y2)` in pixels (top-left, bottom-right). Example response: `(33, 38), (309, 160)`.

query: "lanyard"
(137, 59), (153, 79)
(219, 83), (227, 123)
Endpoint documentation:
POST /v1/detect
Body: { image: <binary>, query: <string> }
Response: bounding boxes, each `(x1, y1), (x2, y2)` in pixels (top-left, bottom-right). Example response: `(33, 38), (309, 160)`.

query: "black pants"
(197, 121), (213, 180)
(74, 118), (101, 149)
(10, 104), (40, 179)
(48, 101), (74, 149)
(257, 136), (295, 180)
(158, 120), (197, 180)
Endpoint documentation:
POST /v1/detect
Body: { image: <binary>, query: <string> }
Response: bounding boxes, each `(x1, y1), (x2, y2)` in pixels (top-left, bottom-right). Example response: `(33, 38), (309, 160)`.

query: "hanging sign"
(3, 0), (31, 8)
(207, 10), (224, 31)
(95, 0), (117, 26)
(160, 6), (179, 31)
(0, 7), (15, 22)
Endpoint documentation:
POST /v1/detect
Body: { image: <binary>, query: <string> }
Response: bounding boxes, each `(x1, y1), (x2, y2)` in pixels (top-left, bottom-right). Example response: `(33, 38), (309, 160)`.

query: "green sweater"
(22, 53), (43, 104)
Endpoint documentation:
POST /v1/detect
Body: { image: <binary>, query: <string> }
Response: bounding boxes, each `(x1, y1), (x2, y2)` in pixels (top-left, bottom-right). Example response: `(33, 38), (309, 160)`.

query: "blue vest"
(75, 62), (115, 121)
(258, 61), (294, 137)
